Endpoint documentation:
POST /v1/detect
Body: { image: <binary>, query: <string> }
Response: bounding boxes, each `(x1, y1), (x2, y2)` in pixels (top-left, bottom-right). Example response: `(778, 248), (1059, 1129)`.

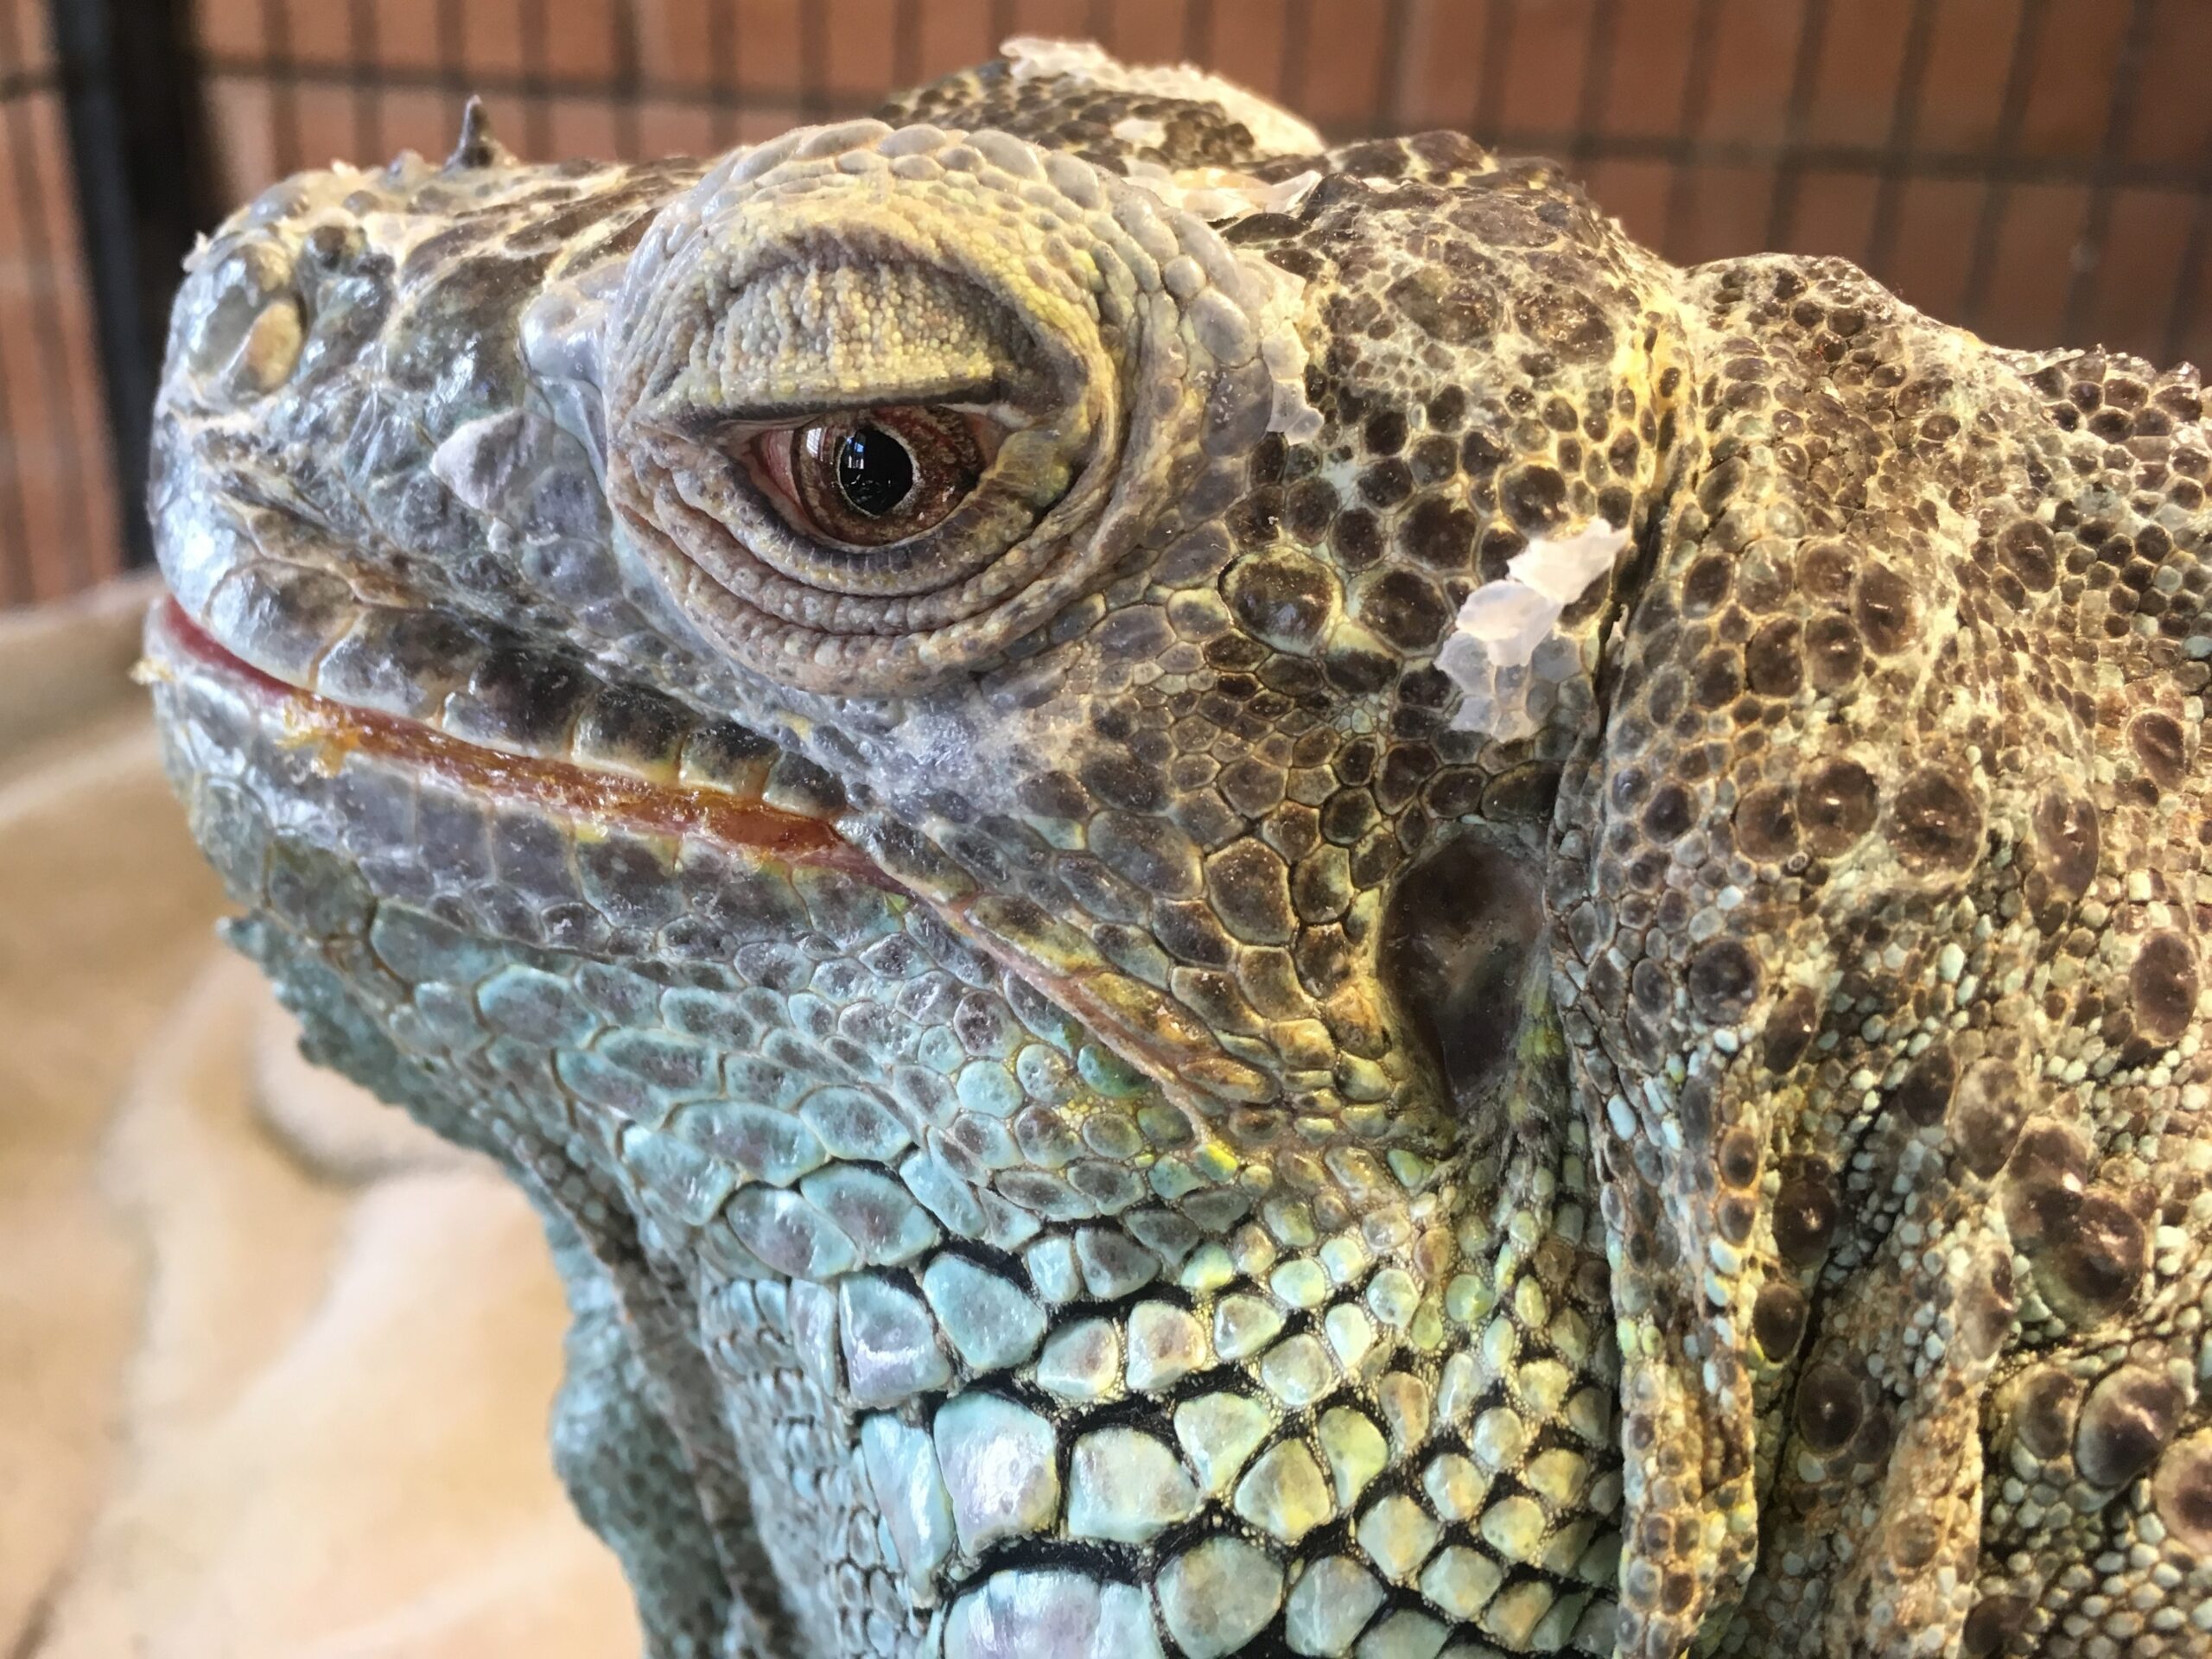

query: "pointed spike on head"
(446, 97), (514, 171)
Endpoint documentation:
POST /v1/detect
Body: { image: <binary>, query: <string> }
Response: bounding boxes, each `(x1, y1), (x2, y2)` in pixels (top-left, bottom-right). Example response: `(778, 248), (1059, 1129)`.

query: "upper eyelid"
(661, 382), (1008, 435)
(693, 402), (1024, 436)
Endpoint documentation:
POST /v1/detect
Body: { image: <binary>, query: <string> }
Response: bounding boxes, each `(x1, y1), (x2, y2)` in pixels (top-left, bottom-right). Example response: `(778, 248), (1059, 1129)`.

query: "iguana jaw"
(144, 594), (1271, 1119)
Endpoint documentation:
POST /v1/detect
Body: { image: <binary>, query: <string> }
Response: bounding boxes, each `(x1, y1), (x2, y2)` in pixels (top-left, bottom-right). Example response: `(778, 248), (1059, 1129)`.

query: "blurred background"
(3, 0), (2208, 607)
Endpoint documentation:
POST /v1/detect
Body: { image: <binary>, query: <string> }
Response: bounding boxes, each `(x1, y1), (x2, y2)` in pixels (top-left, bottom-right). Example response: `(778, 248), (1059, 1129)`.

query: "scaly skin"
(142, 40), (2212, 1659)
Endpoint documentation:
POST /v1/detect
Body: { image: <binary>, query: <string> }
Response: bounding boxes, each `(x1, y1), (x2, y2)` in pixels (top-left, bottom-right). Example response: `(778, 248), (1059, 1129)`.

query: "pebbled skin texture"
(142, 40), (2212, 1659)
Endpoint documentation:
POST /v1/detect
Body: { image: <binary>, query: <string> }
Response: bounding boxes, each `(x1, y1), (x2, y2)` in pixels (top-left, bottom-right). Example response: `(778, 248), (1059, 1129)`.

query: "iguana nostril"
(223, 301), (303, 397)
(182, 242), (302, 398)
(1377, 835), (1544, 1112)
(299, 219), (366, 272)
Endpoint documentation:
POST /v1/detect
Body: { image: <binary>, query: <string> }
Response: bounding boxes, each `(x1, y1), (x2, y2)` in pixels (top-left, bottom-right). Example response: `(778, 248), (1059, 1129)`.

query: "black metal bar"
(1569, 0), (1618, 170)
(798, 0), (828, 122)
(258, 0), (299, 174)
(1761, 0), (1827, 251)
(1662, 0), (1725, 257)
(2062, 0), (2157, 344)
(0, 5), (94, 591)
(1180, 0), (1210, 65)
(1373, 0), (1412, 137)
(611, 0), (641, 159)
(711, 0), (740, 145)
(792, 0), (823, 122)
(0, 99), (31, 604)
(1469, 0), (1513, 143)
(439, 0), (467, 108)
(349, 0), (380, 162)
(2164, 185), (2210, 369)
(891, 0), (920, 99)
(423, 0), (467, 167)
(1961, 0), (2047, 334)
(49, 0), (219, 571)
(520, 0), (550, 160)
(1860, 0), (1939, 283)
(1278, 0), (1312, 114)
(0, 312), (29, 601)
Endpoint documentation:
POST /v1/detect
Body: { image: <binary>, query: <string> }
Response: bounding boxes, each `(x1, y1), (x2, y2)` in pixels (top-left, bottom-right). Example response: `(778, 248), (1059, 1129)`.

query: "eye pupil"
(769, 405), (986, 549)
(834, 425), (914, 518)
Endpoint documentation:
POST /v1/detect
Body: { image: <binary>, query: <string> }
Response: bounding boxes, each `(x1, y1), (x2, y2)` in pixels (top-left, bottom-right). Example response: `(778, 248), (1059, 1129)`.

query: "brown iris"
(758, 405), (987, 548)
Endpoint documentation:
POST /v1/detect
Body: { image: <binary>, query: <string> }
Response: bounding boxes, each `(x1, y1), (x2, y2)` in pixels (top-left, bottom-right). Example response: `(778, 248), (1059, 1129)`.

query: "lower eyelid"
(961, 412), (1003, 467)
(749, 428), (800, 507)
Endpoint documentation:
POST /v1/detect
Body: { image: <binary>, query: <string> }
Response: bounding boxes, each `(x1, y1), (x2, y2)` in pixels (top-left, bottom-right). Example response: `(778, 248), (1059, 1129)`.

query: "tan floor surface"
(1, 579), (636, 1658)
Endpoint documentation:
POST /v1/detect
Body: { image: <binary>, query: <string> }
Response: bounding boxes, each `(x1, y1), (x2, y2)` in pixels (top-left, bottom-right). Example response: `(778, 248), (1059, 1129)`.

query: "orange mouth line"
(155, 596), (1258, 1106)
(151, 596), (888, 883)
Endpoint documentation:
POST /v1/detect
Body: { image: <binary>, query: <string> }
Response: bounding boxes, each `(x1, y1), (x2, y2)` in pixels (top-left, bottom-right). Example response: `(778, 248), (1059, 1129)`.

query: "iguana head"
(143, 36), (2212, 1659)
(156, 45), (1688, 1127)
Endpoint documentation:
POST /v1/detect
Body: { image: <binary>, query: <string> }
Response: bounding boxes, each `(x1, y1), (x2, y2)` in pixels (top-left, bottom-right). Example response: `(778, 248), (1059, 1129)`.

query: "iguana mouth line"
(146, 594), (1243, 1109)
(144, 595), (881, 877)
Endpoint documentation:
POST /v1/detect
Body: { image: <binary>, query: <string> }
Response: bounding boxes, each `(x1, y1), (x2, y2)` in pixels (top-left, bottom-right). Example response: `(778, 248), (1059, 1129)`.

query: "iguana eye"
(752, 406), (994, 549)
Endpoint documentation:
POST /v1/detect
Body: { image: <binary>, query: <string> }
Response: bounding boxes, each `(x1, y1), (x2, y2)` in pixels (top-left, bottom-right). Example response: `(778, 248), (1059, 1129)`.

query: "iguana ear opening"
(1378, 833), (1547, 1116)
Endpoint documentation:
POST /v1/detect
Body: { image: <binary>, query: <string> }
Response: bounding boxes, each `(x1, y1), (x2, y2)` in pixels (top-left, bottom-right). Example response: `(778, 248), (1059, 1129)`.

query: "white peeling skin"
(1449, 580), (1559, 664)
(1121, 159), (1323, 225)
(1505, 517), (1630, 603)
(1440, 519), (1630, 742)
(1103, 158), (1324, 442)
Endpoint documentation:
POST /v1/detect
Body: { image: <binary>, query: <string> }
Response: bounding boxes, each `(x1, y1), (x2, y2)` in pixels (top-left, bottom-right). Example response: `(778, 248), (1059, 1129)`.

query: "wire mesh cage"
(0, 0), (124, 605)
(8, 0), (2211, 604)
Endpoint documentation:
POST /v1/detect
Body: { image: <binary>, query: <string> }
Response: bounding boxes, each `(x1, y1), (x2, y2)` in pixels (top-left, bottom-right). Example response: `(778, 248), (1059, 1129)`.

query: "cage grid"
(0, 0), (122, 605)
(6, 0), (2210, 603)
